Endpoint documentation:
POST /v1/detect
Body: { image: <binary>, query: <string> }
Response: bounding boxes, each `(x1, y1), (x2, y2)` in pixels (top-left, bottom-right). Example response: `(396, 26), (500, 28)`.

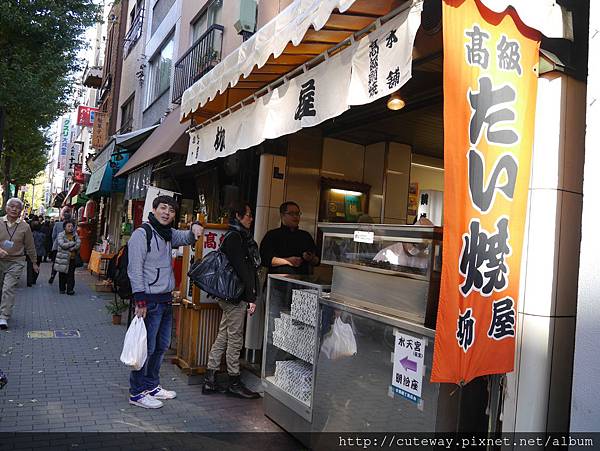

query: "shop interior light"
(387, 91), (405, 110)
(411, 162), (444, 171)
(331, 188), (363, 196)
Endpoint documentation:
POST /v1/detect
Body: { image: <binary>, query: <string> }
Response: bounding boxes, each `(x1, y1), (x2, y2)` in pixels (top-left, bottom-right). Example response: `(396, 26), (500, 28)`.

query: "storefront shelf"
(264, 376), (312, 422)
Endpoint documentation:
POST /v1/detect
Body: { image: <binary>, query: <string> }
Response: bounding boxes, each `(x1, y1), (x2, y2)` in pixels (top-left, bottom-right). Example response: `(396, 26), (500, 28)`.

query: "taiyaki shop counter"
(261, 223), (469, 447)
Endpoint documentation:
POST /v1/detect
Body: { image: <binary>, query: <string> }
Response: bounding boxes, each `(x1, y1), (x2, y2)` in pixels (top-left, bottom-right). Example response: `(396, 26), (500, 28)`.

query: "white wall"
(502, 73), (586, 433)
(571, 0), (600, 432)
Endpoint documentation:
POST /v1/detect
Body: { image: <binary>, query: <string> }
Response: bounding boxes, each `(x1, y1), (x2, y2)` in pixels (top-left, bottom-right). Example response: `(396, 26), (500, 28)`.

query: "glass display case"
(311, 296), (458, 435)
(261, 274), (331, 427)
(319, 223), (443, 327)
(320, 222), (443, 279)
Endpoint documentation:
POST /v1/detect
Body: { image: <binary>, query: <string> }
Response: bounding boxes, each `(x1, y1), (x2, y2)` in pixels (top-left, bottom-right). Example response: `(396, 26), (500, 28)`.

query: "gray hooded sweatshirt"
(127, 223), (196, 302)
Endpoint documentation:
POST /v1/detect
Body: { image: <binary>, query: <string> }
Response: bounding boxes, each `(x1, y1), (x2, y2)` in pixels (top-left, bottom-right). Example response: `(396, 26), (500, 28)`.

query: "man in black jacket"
(203, 202), (260, 399)
(260, 201), (319, 275)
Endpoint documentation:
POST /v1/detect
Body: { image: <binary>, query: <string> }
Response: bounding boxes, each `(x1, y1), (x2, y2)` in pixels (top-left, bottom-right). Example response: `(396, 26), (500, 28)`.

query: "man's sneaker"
(0, 319), (7, 330)
(129, 392), (163, 409)
(147, 385), (176, 400)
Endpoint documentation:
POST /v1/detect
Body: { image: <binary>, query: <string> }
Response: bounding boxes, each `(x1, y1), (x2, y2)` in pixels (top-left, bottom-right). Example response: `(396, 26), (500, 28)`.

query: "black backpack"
(107, 224), (153, 300)
(187, 232), (244, 302)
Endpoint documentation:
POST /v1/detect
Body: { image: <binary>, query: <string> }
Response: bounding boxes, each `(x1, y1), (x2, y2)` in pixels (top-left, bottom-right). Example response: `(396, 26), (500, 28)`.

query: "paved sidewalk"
(0, 263), (291, 439)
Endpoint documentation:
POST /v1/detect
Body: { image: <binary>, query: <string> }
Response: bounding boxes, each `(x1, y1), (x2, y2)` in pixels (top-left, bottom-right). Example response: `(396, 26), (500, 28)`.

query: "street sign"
(392, 330), (426, 404)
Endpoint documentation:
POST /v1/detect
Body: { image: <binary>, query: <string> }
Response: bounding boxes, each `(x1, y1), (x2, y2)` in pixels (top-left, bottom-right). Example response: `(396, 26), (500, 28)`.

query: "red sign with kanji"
(77, 105), (98, 127)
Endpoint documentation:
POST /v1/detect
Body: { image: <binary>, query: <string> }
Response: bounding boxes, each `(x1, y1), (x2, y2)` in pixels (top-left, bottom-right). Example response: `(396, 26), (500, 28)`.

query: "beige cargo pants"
(207, 300), (247, 375)
(0, 260), (25, 320)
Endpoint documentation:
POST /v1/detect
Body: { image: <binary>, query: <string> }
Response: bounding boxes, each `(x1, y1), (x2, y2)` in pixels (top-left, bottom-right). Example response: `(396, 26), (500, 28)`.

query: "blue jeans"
(129, 302), (172, 396)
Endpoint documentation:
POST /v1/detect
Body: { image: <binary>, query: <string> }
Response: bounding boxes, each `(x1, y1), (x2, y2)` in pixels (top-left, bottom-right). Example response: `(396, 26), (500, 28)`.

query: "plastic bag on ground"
(120, 316), (147, 371)
(321, 317), (357, 360)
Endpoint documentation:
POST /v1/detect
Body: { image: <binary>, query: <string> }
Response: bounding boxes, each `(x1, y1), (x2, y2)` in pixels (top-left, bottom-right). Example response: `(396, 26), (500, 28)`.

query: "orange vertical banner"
(432, 0), (540, 384)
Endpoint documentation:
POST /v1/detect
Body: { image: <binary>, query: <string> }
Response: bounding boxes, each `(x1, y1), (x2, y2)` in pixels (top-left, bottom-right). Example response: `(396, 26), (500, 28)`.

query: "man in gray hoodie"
(127, 195), (203, 409)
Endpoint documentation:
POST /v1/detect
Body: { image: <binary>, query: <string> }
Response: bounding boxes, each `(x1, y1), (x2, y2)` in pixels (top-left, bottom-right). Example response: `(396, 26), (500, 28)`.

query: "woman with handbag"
(203, 201), (261, 399)
(54, 220), (81, 295)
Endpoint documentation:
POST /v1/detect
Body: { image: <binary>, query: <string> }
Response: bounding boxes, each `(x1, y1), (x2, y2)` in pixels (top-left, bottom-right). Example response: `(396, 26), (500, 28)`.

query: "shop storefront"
(178, 0), (583, 441)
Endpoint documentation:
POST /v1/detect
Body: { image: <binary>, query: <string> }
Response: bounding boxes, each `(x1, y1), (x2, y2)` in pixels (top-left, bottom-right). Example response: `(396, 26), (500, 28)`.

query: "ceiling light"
(387, 92), (405, 110)
(331, 188), (363, 196)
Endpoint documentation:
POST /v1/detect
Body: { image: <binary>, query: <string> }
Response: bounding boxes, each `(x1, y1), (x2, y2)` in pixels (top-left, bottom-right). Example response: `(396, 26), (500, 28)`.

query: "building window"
(124, 0), (144, 56)
(191, 0), (223, 43)
(146, 36), (174, 107)
(151, 0), (176, 36)
(120, 95), (135, 133)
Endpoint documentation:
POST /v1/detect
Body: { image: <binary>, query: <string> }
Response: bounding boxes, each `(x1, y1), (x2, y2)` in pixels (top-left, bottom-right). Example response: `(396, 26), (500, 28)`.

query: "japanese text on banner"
(432, 0), (540, 384)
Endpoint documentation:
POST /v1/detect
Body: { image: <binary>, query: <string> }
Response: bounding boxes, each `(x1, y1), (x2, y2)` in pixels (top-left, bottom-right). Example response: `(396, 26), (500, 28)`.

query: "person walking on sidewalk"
(40, 219), (52, 262)
(49, 208), (71, 284)
(55, 220), (80, 295)
(28, 221), (46, 285)
(127, 195), (203, 409)
(202, 201), (261, 399)
(0, 198), (38, 330)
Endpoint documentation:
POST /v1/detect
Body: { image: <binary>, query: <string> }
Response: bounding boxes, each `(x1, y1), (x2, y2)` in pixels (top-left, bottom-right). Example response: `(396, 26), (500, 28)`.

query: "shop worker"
(0, 198), (38, 330)
(127, 195), (203, 409)
(373, 217), (434, 269)
(260, 201), (319, 275)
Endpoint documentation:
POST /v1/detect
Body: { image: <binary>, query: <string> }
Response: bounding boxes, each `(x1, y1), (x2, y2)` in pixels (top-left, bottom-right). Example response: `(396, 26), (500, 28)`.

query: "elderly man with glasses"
(0, 198), (37, 330)
(260, 201), (319, 275)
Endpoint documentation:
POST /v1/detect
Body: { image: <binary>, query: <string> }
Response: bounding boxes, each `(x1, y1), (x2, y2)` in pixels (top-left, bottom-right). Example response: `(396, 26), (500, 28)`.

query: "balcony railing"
(123, 8), (144, 57)
(172, 24), (224, 104)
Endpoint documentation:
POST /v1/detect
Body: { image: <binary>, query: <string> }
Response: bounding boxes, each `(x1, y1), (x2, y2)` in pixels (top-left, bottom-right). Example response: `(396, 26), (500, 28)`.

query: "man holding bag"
(127, 195), (203, 409)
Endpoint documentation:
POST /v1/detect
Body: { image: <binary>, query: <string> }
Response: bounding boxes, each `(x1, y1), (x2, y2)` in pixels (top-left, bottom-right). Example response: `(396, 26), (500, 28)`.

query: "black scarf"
(148, 212), (173, 242)
(229, 219), (261, 269)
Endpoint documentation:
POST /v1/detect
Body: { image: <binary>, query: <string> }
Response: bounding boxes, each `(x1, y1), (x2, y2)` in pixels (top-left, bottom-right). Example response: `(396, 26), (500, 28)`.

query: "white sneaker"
(148, 385), (177, 400)
(0, 319), (7, 330)
(129, 393), (163, 409)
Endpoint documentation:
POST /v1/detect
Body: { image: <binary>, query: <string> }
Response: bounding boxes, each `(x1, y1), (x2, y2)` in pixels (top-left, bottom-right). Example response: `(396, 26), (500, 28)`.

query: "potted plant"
(105, 296), (129, 325)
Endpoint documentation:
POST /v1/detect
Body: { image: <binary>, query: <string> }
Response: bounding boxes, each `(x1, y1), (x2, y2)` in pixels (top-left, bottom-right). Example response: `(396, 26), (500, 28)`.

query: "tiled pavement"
(0, 263), (301, 448)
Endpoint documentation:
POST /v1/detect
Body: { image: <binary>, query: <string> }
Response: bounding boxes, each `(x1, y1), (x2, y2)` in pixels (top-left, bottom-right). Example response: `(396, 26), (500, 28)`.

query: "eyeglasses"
(284, 211), (302, 217)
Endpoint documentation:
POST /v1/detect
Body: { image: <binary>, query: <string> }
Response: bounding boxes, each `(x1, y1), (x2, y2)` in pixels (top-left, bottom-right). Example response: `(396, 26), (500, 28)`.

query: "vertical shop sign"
(66, 142), (81, 179)
(92, 111), (108, 149)
(58, 117), (71, 171)
(431, 0), (540, 384)
(392, 330), (426, 404)
(347, 3), (422, 106)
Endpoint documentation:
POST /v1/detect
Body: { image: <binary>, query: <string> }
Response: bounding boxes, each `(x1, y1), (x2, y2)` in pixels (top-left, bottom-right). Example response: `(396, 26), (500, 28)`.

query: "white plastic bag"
(321, 317), (357, 360)
(120, 316), (147, 371)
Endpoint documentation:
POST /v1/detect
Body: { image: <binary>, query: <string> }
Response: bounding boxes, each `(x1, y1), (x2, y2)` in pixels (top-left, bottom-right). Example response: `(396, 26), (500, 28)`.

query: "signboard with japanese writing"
(91, 111), (108, 149)
(76, 105), (98, 127)
(431, 0), (540, 384)
(347, 4), (421, 106)
(65, 142), (82, 180)
(392, 331), (426, 404)
(58, 117), (71, 171)
(186, 2), (422, 166)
